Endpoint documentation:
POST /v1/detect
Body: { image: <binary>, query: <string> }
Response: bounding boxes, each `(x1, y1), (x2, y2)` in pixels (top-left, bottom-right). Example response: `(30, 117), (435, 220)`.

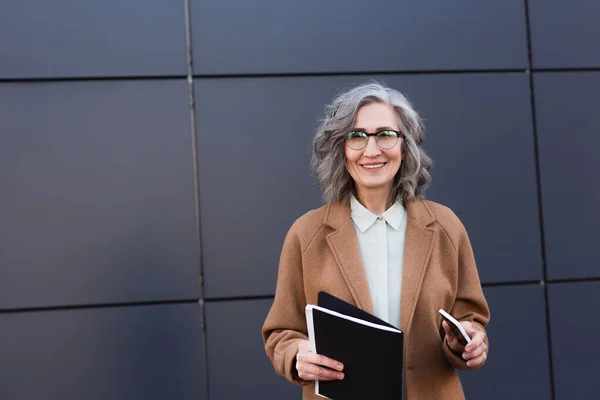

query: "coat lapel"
(323, 199), (436, 329)
(400, 200), (435, 334)
(324, 203), (374, 314)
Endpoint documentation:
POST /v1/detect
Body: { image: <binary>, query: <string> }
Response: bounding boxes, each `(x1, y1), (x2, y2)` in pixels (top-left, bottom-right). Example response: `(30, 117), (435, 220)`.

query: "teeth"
(363, 163), (384, 169)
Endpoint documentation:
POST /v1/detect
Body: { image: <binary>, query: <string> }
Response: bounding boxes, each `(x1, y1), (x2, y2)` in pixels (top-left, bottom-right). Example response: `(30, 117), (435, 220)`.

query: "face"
(344, 102), (403, 197)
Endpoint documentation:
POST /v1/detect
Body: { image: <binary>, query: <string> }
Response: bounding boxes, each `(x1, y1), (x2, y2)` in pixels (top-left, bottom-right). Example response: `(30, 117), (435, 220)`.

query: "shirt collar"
(350, 195), (406, 232)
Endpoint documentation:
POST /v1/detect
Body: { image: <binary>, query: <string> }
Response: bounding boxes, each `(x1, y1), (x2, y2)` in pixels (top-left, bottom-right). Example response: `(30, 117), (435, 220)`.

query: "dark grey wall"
(1, 1), (598, 399)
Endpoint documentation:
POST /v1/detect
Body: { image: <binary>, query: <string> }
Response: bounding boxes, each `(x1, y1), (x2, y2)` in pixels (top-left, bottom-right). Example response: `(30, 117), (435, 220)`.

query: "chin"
(359, 179), (393, 190)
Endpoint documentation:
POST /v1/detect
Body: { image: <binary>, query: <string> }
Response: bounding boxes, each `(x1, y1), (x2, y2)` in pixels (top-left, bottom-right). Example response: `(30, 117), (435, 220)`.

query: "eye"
(377, 130), (397, 138)
(347, 131), (367, 139)
(376, 130), (400, 149)
(346, 131), (369, 150)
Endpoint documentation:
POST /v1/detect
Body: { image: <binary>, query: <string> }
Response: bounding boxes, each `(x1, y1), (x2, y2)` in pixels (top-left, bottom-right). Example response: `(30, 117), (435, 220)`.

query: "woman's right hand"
(295, 339), (345, 381)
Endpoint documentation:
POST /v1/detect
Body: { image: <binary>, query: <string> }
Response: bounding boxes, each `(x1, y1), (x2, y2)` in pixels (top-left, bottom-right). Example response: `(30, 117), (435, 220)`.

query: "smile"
(361, 163), (386, 169)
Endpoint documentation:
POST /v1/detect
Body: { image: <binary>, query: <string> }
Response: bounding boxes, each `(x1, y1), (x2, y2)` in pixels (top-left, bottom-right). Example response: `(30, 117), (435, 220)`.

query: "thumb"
(298, 339), (313, 354)
(442, 321), (455, 340)
(442, 321), (465, 353)
(442, 321), (459, 348)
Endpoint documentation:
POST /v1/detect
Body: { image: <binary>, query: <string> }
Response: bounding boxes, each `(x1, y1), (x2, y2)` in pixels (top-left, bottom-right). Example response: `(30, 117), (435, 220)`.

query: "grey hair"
(311, 81), (434, 205)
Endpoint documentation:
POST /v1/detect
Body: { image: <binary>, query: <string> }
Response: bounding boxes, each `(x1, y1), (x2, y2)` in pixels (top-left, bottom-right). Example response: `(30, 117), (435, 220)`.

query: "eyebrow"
(351, 126), (397, 132)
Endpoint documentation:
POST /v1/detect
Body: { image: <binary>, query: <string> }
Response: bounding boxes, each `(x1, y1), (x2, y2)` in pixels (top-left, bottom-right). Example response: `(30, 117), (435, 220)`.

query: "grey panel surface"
(548, 282), (600, 399)
(0, 0), (187, 78)
(0, 80), (199, 309)
(411, 73), (542, 284)
(197, 74), (541, 298)
(529, 0), (600, 68)
(534, 72), (600, 279)
(205, 299), (300, 399)
(195, 77), (324, 299)
(191, 0), (527, 75)
(460, 285), (551, 399)
(0, 304), (206, 400)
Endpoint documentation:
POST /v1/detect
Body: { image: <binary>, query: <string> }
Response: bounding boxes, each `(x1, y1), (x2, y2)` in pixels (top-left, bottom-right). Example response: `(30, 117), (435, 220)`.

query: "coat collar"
(323, 198), (436, 334)
(349, 195), (406, 232)
(324, 198), (436, 230)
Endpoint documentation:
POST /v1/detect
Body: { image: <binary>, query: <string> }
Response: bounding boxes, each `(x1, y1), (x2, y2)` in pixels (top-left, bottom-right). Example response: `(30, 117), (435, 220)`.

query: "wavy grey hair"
(311, 82), (434, 205)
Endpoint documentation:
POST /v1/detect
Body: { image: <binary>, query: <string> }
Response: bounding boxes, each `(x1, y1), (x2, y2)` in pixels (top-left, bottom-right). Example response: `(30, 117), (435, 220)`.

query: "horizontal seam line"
(3, 67), (599, 83)
(0, 75), (187, 83)
(482, 280), (541, 287)
(204, 295), (274, 303)
(0, 69), (528, 83)
(194, 69), (526, 78)
(0, 298), (199, 313)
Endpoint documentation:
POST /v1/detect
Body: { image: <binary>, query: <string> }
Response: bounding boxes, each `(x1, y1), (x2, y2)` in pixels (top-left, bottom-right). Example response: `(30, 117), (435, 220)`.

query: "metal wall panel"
(0, 80), (199, 309)
(197, 73), (541, 298)
(386, 73), (542, 284)
(191, 0), (527, 75)
(195, 77), (327, 299)
(204, 299), (300, 399)
(534, 72), (600, 280)
(0, 304), (206, 400)
(548, 282), (600, 399)
(529, 0), (600, 68)
(460, 285), (551, 399)
(0, 0), (187, 79)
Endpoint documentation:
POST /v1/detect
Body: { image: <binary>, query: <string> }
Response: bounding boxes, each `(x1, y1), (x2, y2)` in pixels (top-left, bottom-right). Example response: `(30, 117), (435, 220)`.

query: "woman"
(262, 82), (490, 399)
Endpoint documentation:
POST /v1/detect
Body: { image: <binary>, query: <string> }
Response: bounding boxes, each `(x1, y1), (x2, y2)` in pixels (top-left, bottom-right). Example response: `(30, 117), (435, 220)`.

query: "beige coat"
(262, 199), (490, 399)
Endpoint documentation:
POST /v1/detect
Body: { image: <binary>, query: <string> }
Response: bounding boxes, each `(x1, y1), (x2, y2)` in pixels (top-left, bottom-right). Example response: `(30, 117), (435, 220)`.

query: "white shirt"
(350, 196), (407, 329)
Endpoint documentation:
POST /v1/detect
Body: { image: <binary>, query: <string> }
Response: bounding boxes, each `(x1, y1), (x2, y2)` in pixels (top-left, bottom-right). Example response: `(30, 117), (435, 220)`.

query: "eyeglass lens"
(346, 130), (400, 150)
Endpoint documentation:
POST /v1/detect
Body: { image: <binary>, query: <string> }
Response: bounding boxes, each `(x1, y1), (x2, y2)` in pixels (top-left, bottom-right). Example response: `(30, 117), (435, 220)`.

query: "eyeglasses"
(345, 130), (403, 150)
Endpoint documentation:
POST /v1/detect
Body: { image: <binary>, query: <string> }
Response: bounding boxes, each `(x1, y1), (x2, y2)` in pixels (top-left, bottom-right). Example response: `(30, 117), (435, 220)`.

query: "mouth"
(360, 162), (386, 170)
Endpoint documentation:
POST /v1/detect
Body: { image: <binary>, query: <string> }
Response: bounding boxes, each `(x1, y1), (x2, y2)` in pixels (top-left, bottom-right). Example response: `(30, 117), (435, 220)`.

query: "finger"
(297, 372), (319, 381)
(466, 350), (487, 368)
(460, 320), (473, 331)
(298, 352), (344, 371)
(298, 362), (344, 380)
(463, 342), (487, 360)
(297, 371), (342, 382)
(296, 361), (344, 380)
(464, 330), (485, 352)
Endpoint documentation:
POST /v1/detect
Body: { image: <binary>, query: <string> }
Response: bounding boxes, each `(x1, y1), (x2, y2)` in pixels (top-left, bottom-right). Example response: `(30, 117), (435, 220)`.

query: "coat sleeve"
(262, 222), (311, 386)
(442, 218), (491, 370)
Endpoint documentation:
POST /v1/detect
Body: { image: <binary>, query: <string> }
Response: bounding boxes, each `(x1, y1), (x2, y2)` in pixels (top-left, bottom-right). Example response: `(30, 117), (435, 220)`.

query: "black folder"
(304, 292), (404, 399)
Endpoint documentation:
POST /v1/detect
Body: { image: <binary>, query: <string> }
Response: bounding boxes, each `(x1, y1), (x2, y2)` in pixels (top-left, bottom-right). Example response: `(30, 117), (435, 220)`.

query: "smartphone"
(439, 309), (471, 346)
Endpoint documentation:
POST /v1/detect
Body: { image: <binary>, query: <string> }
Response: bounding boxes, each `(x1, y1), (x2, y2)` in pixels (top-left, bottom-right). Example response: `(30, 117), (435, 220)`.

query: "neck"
(355, 186), (392, 215)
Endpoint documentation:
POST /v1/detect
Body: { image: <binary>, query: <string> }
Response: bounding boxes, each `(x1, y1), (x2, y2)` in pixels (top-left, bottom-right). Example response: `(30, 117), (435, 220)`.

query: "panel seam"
(183, 0), (211, 399)
(524, 1), (555, 398)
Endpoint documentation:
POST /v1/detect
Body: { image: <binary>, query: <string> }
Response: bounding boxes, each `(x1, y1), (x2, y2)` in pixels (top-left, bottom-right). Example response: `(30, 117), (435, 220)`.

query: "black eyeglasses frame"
(345, 129), (404, 150)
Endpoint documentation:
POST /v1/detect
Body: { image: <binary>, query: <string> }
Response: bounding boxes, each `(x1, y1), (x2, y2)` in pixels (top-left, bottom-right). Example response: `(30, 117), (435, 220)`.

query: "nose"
(362, 136), (381, 157)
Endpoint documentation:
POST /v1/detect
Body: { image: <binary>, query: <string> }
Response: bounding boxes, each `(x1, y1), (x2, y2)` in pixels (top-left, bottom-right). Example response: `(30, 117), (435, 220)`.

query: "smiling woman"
(262, 82), (490, 400)
(311, 83), (433, 210)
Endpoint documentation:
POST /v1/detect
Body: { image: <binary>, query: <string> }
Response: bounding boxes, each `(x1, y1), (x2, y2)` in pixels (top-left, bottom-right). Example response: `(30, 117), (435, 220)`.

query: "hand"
(442, 320), (488, 368)
(295, 339), (345, 381)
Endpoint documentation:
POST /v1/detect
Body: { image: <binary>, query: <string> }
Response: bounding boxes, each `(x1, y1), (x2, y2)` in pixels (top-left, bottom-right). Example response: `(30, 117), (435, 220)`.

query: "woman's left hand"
(442, 320), (488, 368)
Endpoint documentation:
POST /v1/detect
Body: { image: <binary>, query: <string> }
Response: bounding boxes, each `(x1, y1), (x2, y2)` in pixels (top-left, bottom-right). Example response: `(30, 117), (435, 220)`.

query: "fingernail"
(337, 363), (344, 371)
